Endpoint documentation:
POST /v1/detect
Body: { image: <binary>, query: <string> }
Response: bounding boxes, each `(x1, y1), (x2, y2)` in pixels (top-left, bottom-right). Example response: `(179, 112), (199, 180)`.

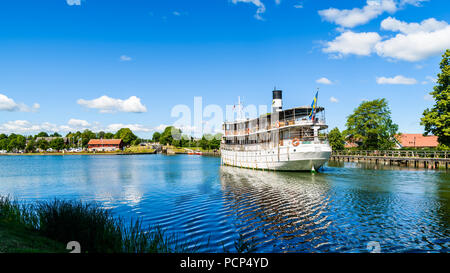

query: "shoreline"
(0, 151), (221, 157)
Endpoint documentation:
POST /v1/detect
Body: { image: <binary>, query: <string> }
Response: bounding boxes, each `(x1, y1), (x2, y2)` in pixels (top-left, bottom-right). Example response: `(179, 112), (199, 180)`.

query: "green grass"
(0, 220), (67, 253)
(124, 146), (156, 154)
(0, 196), (257, 253)
(0, 196), (198, 253)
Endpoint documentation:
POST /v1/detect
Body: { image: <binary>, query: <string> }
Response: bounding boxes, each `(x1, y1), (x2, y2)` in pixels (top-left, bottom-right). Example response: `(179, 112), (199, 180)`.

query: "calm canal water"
(0, 155), (449, 253)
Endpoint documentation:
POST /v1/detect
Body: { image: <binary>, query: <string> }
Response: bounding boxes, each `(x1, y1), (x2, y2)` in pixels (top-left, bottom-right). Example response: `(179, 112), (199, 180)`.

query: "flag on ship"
(309, 91), (318, 121)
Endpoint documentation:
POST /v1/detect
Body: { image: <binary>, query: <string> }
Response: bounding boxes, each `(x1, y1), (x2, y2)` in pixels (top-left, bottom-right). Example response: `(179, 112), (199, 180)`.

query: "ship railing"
(332, 150), (449, 159)
(223, 120), (327, 137)
(221, 137), (329, 151)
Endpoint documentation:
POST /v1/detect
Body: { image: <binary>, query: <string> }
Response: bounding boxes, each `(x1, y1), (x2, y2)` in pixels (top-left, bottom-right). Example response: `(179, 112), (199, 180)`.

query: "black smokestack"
(272, 90), (283, 113)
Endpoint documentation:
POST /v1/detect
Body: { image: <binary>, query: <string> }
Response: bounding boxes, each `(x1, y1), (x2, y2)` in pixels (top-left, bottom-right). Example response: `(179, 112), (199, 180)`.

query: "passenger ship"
(221, 90), (332, 172)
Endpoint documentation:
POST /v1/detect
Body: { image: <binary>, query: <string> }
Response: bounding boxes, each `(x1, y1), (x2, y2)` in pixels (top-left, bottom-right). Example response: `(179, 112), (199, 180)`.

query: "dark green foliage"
(159, 126), (181, 145)
(0, 197), (199, 253)
(328, 127), (345, 150)
(152, 132), (161, 143)
(421, 49), (450, 148)
(35, 132), (49, 138)
(37, 139), (49, 151)
(25, 139), (36, 153)
(114, 128), (138, 146)
(35, 200), (123, 253)
(49, 138), (65, 151)
(345, 98), (399, 150)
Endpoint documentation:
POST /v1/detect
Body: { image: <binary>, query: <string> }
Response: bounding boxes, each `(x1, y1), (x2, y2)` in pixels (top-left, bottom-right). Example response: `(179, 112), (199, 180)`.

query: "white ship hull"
(221, 143), (332, 171)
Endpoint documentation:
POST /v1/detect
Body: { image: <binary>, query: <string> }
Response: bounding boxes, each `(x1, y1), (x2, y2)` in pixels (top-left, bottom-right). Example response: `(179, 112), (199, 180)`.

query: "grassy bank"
(0, 196), (258, 253)
(0, 197), (197, 253)
(123, 146), (156, 154)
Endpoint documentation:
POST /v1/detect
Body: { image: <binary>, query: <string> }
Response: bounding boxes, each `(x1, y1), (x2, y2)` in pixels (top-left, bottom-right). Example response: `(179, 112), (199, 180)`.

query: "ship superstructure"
(221, 90), (332, 171)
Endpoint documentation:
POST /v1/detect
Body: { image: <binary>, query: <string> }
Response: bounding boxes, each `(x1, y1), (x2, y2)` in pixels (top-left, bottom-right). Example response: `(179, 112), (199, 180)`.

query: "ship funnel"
(272, 89), (283, 113)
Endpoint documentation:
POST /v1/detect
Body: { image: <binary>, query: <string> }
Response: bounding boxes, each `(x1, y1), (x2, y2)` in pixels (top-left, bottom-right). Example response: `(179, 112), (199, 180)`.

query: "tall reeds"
(0, 196), (198, 253)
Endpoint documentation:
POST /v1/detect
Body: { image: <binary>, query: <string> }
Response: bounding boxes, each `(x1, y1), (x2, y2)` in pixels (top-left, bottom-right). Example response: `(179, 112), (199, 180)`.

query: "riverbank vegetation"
(0, 196), (198, 253)
(0, 128), (148, 154)
(152, 126), (221, 151)
(421, 49), (450, 150)
(0, 196), (257, 253)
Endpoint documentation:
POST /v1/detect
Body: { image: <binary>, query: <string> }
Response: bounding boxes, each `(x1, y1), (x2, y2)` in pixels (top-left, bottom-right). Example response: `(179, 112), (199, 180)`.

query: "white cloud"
(232, 0), (266, 20)
(425, 76), (437, 83)
(154, 124), (169, 132)
(0, 94), (40, 112)
(323, 17), (450, 62)
(316, 77), (333, 85)
(376, 75), (418, 85)
(318, 0), (397, 28)
(318, 0), (429, 28)
(68, 119), (90, 127)
(0, 120), (59, 134)
(106, 123), (151, 133)
(423, 94), (433, 101)
(323, 31), (381, 57)
(400, 0), (429, 7)
(0, 120), (152, 135)
(77, 95), (147, 113)
(376, 17), (450, 61)
(66, 0), (81, 6)
(330, 96), (339, 103)
(294, 4), (303, 9)
(120, 55), (132, 61)
(173, 11), (181, 16)
(381, 16), (448, 34)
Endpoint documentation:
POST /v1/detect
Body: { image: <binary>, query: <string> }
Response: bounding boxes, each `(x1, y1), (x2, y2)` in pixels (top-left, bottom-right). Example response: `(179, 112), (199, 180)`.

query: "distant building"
(395, 134), (438, 149)
(344, 141), (359, 149)
(88, 139), (124, 152)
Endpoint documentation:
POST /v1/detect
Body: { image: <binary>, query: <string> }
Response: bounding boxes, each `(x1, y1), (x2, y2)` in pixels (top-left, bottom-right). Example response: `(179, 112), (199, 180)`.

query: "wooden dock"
(330, 150), (450, 170)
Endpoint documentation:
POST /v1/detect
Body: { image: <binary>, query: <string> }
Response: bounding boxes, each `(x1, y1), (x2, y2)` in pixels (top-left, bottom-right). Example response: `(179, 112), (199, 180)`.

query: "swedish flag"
(309, 91), (318, 120)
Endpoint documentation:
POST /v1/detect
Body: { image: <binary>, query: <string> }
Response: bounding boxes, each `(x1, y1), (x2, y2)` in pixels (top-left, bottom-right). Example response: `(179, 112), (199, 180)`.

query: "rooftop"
(395, 134), (438, 148)
(88, 139), (123, 145)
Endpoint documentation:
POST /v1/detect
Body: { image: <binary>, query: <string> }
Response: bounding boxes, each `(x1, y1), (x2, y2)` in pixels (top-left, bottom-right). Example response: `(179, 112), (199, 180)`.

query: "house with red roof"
(88, 139), (124, 152)
(395, 134), (438, 149)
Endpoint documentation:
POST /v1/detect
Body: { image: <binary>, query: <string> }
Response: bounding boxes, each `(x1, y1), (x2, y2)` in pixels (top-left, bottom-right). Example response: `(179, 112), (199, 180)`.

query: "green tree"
(49, 138), (65, 151)
(10, 135), (26, 151)
(25, 139), (36, 153)
(159, 127), (181, 146)
(81, 129), (96, 147)
(104, 132), (114, 139)
(345, 99), (398, 150)
(50, 132), (62, 137)
(199, 136), (209, 150)
(37, 139), (49, 151)
(0, 138), (8, 150)
(421, 49), (450, 148)
(114, 128), (137, 146)
(35, 132), (49, 138)
(97, 131), (106, 139)
(152, 132), (161, 143)
(131, 138), (142, 146)
(328, 127), (345, 151)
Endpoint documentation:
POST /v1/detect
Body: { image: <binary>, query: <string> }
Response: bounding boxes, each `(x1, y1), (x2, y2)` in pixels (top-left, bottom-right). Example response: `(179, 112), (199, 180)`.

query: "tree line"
(151, 126), (222, 151)
(328, 49), (449, 151)
(0, 128), (142, 153)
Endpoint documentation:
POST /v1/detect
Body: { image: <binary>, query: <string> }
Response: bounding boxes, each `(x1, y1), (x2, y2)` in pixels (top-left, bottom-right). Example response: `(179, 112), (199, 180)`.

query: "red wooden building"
(87, 139), (124, 152)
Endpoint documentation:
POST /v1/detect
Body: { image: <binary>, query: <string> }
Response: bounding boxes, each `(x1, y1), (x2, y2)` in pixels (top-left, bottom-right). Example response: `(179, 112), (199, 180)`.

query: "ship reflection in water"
(220, 166), (333, 253)
(219, 165), (450, 253)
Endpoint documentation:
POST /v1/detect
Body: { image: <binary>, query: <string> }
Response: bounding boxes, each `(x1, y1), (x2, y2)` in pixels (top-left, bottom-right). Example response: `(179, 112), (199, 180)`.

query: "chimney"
(272, 89), (283, 113)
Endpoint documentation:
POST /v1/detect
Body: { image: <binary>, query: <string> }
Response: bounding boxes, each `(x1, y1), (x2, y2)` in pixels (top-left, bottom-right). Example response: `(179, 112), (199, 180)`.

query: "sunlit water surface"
(0, 155), (448, 253)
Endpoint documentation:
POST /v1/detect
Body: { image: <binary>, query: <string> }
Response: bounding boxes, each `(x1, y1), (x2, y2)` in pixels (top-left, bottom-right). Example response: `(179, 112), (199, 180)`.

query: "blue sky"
(0, 0), (449, 138)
